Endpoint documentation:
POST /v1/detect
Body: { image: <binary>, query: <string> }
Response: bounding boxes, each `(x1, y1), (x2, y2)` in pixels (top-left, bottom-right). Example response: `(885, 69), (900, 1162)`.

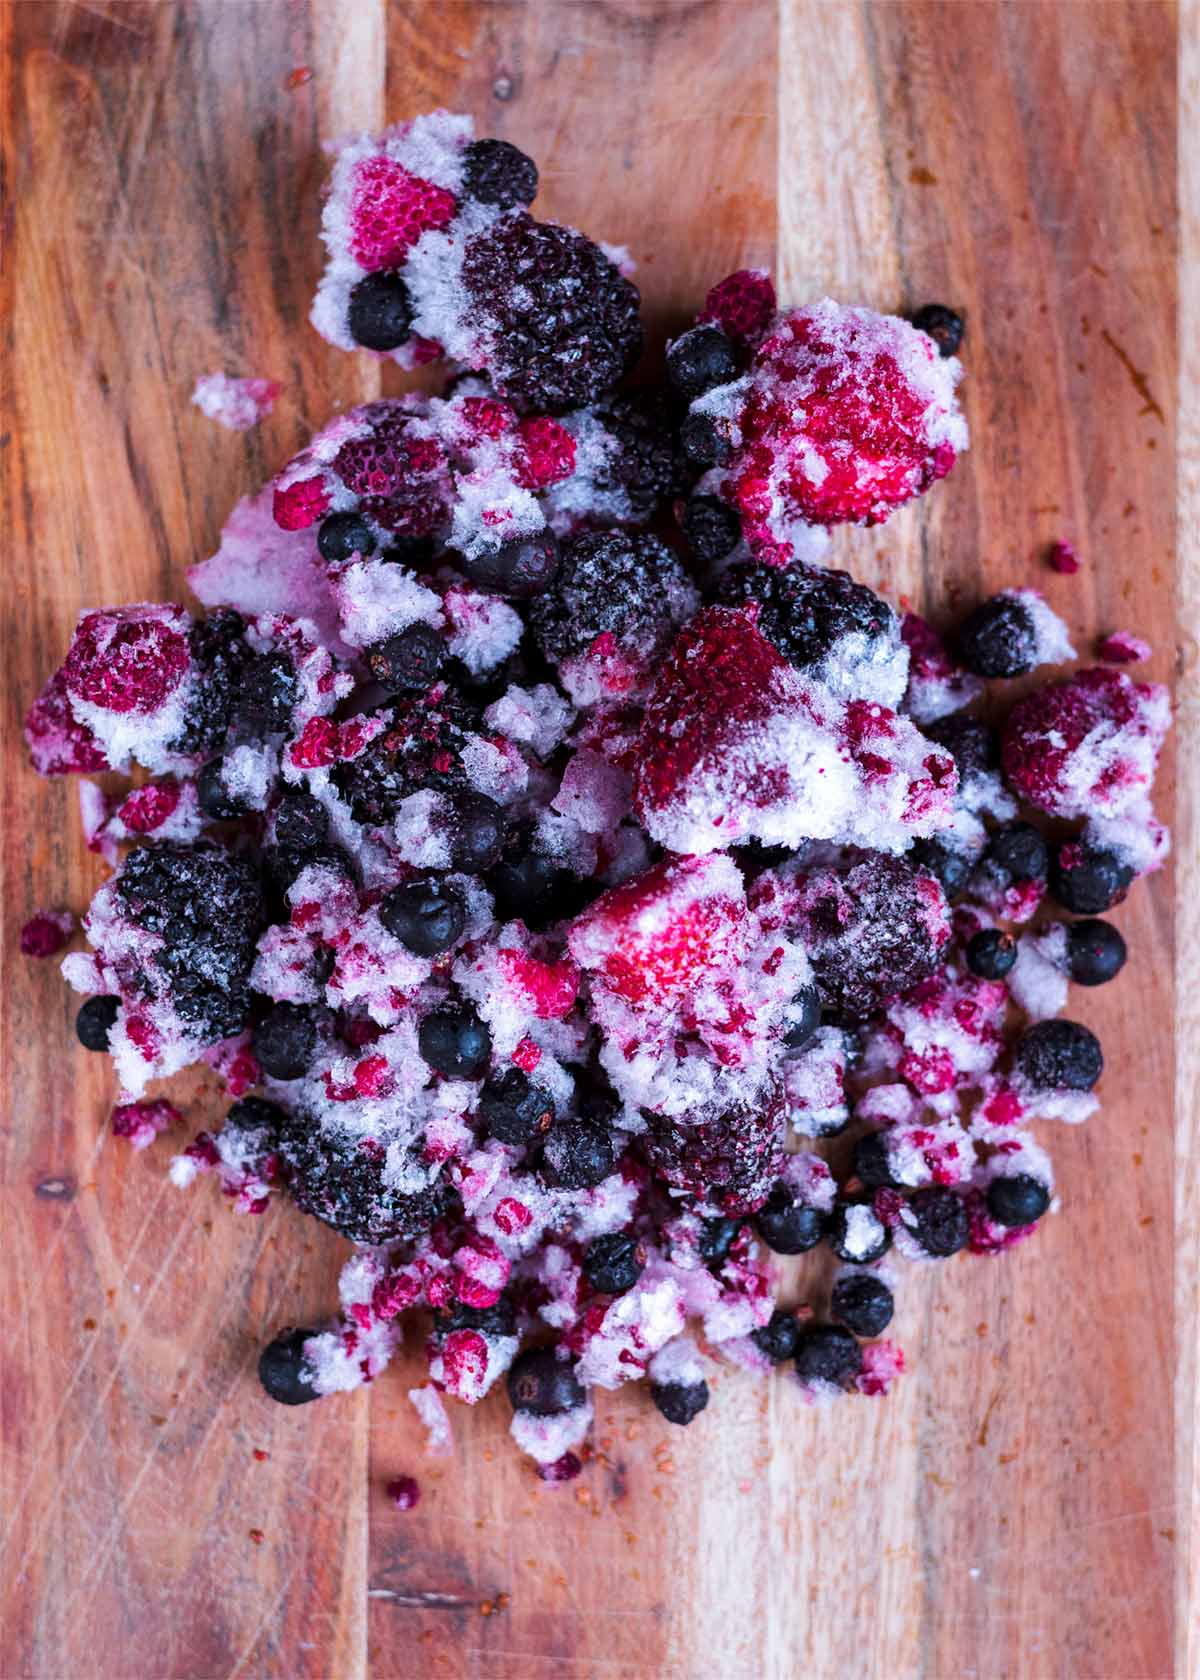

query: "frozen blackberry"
(462, 215), (642, 411)
(985, 821), (1048, 883)
(76, 994), (120, 1051)
(169, 609), (249, 756)
(418, 1005), (492, 1079)
(462, 138), (538, 208)
(378, 877), (465, 956)
(910, 303), (964, 357)
(754, 1184), (828, 1254)
(680, 494), (741, 565)
(459, 530), (561, 599)
(366, 624), (446, 692)
(852, 1132), (899, 1190)
(651, 1378), (709, 1426)
(583, 1232), (645, 1295)
(541, 1116), (615, 1190)
(591, 390), (689, 523)
(828, 1199), (891, 1264)
(751, 1309), (800, 1363)
(906, 1187), (969, 1257)
(794, 1325), (863, 1389)
(258, 1328), (321, 1406)
(276, 1111), (441, 1244)
(445, 791), (507, 873)
(924, 713), (998, 778)
(477, 1069), (555, 1147)
(966, 928), (1017, 980)
(958, 595), (1038, 679)
(272, 792), (330, 851)
(713, 563), (897, 676)
(333, 696), (483, 824)
(235, 651), (298, 734)
(318, 511), (376, 562)
(262, 843), (355, 911)
(529, 529), (692, 665)
(1064, 918), (1127, 986)
(987, 1173), (1051, 1227)
(252, 1003), (318, 1080)
(666, 324), (739, 400)
(783, 984), (822, 1050)
(830, 1273), (894, 1338)
(698, 1216), (741, 1265)
(225, 1095), (286, 1140)
(507, 1347), (585, 1415)
(797, 855), (950, 1021)
(1014, 1019), (1103, 1091)
(1050, 841), (1134, 914)
(644, 1101), (784, 1215)
(347, 271), (414, 351)
(196, 758), (249, 820)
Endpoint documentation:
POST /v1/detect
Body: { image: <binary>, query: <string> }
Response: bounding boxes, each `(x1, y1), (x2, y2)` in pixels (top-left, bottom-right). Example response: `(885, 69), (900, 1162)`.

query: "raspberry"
(643, 1094), (785, 1214)
(64, 610), (190, 715)
(495, 949), (580, 1019)
(514, 417), (577, 488)
(462, 215), (642, 411)
(701, 269), (776, 345)
(1048, 539), (1081, 575)
(332, 418), (451, 537)
(1000, 667), (1170, 818)
(20, 911), (73, 958)
(348, 156), (457, 271)
(111, 1098), (181, 1150)
(118, 780), (182, 833)
(529, 529), (695, 668)
(273, 476), (331, 531)
(1098, 630), (1152, 665)
(25, 669), (109, 775)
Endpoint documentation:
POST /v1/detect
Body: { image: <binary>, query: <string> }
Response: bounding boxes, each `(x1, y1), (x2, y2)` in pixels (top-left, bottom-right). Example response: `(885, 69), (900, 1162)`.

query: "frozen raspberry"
(25, 669), (109, 775)
(332, 418), (451, 538)
(63, 609), (190, 715)
(119, 779), (183, 833)
(259, 1328), (321, 1405)
(462, 138), (538, 208)
(348, 155), (457, 271)
(1098, 630), (1152, 665)
(1000, 667), (1170, 819)
(909, 303), (964, 357)
(462, 216), (642, 411)
(273, 476), (331, 531)
(700, 269), (776, 345)
(514, 417), (577, 489)
(643, 1095), (785, 1214)
(1048, 540), (1081, 575)
(530, 529), (696, 672)
(20, 911), (74, 958)
(276, 1110), (442, 1243)
(112, 1098), (182, 1151)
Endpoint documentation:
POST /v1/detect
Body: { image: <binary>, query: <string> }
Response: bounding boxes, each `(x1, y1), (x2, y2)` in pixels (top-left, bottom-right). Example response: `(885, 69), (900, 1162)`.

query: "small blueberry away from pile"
(830, 1273), (894, 1338)
(909, 303), (964, 356)
(794, 1325), (863, 1389)
(754, 1185), (828, 1254)
(1064, 918), (1127, 986)
(651, 1378), (710, 1426)
(966, 928), (1018, 980)
(506, 1346), (585, 1415)
(477, 1068), (554, 1146)
(1014, 1019), (1103, 1091)
(76, 994), (120, 1051)
(583, 1232), (646, 1295)
(347, 272), (413, 350)
(378, 877), (466, 956)
(259, 1327), (321, 1405)
(418, 1005), (492, 1079)
(987, 1173), (1052, 1227)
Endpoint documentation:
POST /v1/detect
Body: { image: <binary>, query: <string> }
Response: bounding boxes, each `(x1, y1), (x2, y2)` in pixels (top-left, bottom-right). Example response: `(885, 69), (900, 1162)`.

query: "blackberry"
(445, 791), (507, 873)
(529, 529), (693, 665)
(418, 1005), (492, 1079)
(666, 324), (739, 401)
(541, 1117), (615, 1190)
(262, 843), (355, 911)
(583, 1232), (645, 1295)
(713, 563), (897, 676)
(196, 758), (249, 820)
(317, 511), (376, 563)
(680, 409), (733, 467)
(910, 303), (964, 357)
(1050, 841), (1134, 915)
(507, 1347), (585, 1416)
(462, 215), (642, 411)
(680, 494), (742, 565)
(76, 994), (120, 1052)
(478, 1071), (554, 1147)
(252, 1003), (318, 1080)
(852, 1132), (899, 1190)
(235, 651), (298, 734)
(794, 1325), (863, 1389)
(698, 1216), (741, 1266)
(783, 985), (822, 1050)
(591, 390), (689, 523)
(1064, 918), (1127, 986)
(1014, 1019), (1103, 1091)
(985, 821), (1048, 883)
(958, 595), (1037, 679)
(258, 1328), (321, 1406)
(906, 1187), (969, 1257)
(225, 1095), (287, 1140)
(986, 1173), (1051, 1227)
(924, 713), (998, 779)
(828, 1200), (891, 1265)
(272, 793), (330, 852)
(799, 855), (949, 1021)
(830, 1273), (894, 1338)
(462, 138), (538, 208)
(169, 609), (249, 755)
(966, 928), (1017, 980)
(751, 1309), (800, 1363)
(650, 1379), (709, 1426)
(366, 624), (446, 693)
(333, 697), (483, 825)
(459, 530), (561, 599)
(348, 271), (414, 351)
(909, 837), (973, 903)
(378, 878), (465, 956)
(277, 1112), (442, 1244)
(643, 1101), (784, 1215)
(754, 1185), (828, 1255)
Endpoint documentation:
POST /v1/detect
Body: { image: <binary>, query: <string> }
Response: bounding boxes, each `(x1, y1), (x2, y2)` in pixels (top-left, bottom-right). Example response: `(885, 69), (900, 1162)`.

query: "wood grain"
(0, 3), (1184, 1677)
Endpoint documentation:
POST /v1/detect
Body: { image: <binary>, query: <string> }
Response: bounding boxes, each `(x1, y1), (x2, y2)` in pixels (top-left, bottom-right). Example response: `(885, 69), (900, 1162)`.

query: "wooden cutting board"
(2, 3), (1187, 1676)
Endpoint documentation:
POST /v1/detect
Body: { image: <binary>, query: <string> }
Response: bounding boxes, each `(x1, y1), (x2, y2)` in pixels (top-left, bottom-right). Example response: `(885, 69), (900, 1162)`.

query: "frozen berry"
(379, 877), (465, 956)
(277, 1110), (441, 1243)
(541, 1117), (615, 1190)
(698, 1217), (741, 1265)
(462, 137), (538, 207)
(751, 1309), (800, 1363)
(909, 838), (973, 902)
(986, 1173), (1051, 1227)
(680, 494), (741, 564)
(1001, 667), (1169, 820)
(852, 1132), (899, 1190)
(965, 927), (1016, 980)
(478, 1069), (554, 1146)
(666, 324), (739, 400)
(489, 844), (582, 931)
(590, 391), (688, 523)
(317, 511), (376, 562)
(795, 856), (951, 1022)
(783, 985), (822, 1050)
(925, 713), (998, 778)
(381, 534), (437, 567)
(680, 408), (733, 467)
(460, 530), (560, 599)
(830, 1273), (894, 1338)
(1064, 918), (1127, 986)
(1014, 1019), (1103, 1091)
(253, 1003), (318, 1080)
(958, 595), (1038, 679)
(714, 563), (897, 678)
(507, 1347), (585, 1415)
(986, 821), (1048, 883)
(263, 843), (355, 910)
(76, 994), (120, 1052)
(273, 793), (329, 851)
(418, 1005), (491, 1079)
(258, 1328), (321, 1405)
(702, 268), (776, 344)
(348, 271), (414, 351)
(755, 1185), (827, 1254)
(196, 758), (249, 820)
(794, 1325), (863, 1389)
(386, 1475), (420, 1511)
(334, 695), (484, 824)
(650, 1378), (709, 1426)
(1050, 841), (1134, 914)
(445, 791), (507, 873)
(906, 1187), (969, 1257)
(236, 651), (298, 734)
(910, 303), (964, 357)
(828, 1200), (891, 1264)
(583, 1232), (645, 1295)
(169, 609), (250, 756)
(530, 528), (694, 667)
(645, 1101), (784, 1215)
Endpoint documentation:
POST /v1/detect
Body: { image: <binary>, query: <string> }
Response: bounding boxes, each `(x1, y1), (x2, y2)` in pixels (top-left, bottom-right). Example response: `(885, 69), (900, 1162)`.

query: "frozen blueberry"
(348, 271), (414, 351)
(463, 137), (539, 207)
(541, 1117), (615, 1190)
(830, 1273), (894, 1338)
(794, 1325), (863, 1389)
(958, 595), (1038, 679)
(828, 1200), (891, 1264)
(651, 1378), (710, 1426)
(445, 791), (507, 873)
(1014, 1019), (1103, 1091)
(986, 1173), (1052, 1227)
(236, 651), (298, 734)
(378, 877), (465, 956)
(258, 1328), (321, 1405)
(925, 713), (999, 777)
(680, 409), (733, 467)
(755, 1185), (827, 1255)
(698, 1216), (741, 1266)
(1050, 841), (1134, 915)
(906, 1187), (969, 1257)
(986, 821), (1048, 883)
(910, 303), (964, 357)
(317, 511), (376, 563)
(380, 534), (437, 568)
(1064, 918), (1127, 986)
(852, 1132), (899, 1190)
(966, 928), (1017, 980)
(666, 324), (739, 401)
(680, 494), (742, 565)
(909, 837), (973, 902)
(253, 1003), (318, 1080)
(272, 793), (329, 852)
(478, 1068), (554, 1146)
(783, 985), (822, 1050)
(418, 1005), (492, 1079)
(76, 994), (120, 1051)
(583, 1232), (645, 1295)
(366, 624), (446, 693)
(196, 758), (249, 820)
(461, 530), (560, 600)
(437, 1294), (518, 1341)
(489, 845), (583, 930)
(751, 1309), (800, 1363)
(507, 1347), (585, 1416)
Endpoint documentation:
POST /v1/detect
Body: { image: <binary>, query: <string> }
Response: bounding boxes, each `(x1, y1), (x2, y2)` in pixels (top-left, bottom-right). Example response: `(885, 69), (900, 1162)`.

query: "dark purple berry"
(378, 877), (465, 956)
(783, 985), (822, 1050)
(852, 1132), (899, 1190)
(751, 1309), (799, 1363)
(276, 1110), (441, 1243)
(680, 409), (732, 466)
(445, 791), (506, 873)
(680, 494), (741, 564)
(366, 624), (445, 693)
(651, 1378), (709, 1426)
(272, 793), (329, 852)
(507, 1347), (585, 1415)
(462, 138), (538, 208)
(1014, 1019), (1103, 1091)
(828, 1199), (891, 1264)
(541, 1117), (615, 1190)
(666, 324), (739, 400)
(986, 821), (1048, 883)
(714, 562), (898, 679)
(986, 1173), (1051, 1227)
(924, 713), (998, 779)
(318, 511), (376, 562)
(910, 303), (964, 357)
(906, 1187), (969, 1257)
(259, 1328), (321, 1405)
(235, 651), (298, 734)
(1064, 918), (1127, 986)
(460, 530), (560, 599)
(591, 391), (688, 522)
(909, 837), (973, 902)
(418, 1006), (491, 1079)
(966, 928), (1017, 980)
(196, 758), (249, 820)
(348, 271), (414, 351)
(380, 534), (437, 567)
(698, 1216), (741, 1265)
(794, 1325), (862, 1389)
(958, 595), (1038, 679)
(529, 528), (692, 666)
(1050, 841), (1134, 915)
(478, 1069), (554, 1146)
(76, 994), (119, 1051)
(253, 1003), (318, 1080)
(583, 1232), (645, 1295)
(488, 841), (583, 930)
(800, 855), (950, 1021)
(755, 1185), (827, 1255)
(830, 1273), (894, 1338)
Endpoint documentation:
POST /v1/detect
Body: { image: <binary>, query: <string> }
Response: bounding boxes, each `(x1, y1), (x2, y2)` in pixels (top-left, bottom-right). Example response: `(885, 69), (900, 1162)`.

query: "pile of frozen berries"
(25, 112), (1170, 1481)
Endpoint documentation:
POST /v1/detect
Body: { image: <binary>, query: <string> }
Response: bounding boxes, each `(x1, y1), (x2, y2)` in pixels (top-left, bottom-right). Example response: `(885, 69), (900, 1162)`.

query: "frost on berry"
(1001, 666), (1170, 819)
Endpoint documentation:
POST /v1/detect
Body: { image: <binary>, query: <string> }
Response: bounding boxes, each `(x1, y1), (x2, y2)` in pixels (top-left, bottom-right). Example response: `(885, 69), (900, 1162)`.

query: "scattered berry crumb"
(20, 910), (74, 958)
(1097, 630), (1152, 665)
(248, 1528), (265, 1545)
(192, 373), (282, 432)
(1048, 540), (1081, 574)
(285, 66), (313, 90)
(386, 1475), (421, 1511)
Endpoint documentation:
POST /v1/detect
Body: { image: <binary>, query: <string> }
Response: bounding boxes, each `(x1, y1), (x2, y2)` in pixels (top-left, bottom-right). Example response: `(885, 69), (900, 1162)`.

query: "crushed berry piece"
(539, 1452), (583, 1484)
(1098, 630), (1152, 665)
(1048, 539), (1081, 574)
(20, 911), (73, 958)
(386, 1474), (421, 1511)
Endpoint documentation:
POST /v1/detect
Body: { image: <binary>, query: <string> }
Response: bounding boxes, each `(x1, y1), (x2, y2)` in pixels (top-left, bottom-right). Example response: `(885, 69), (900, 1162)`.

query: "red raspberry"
(111, 1099), (181, 1150)
(333, 419), (451, 537)
(289, 717), (339, 769)
(353, 1054), (393, 1098)
(118, 779), (181, 833)
(386, 1475), (421, 1511)
(1000, 666), (1169, 818)
(701, 269), (776, 344)
(64, 611), (190, 715)
(25, 670), (109, 775)
(20, 911), (73, 958)
(457, 396), (517, 441)
(1048, 540), (1081, 574)
(273, 475), (331, 531)
(496, 949), (580, 1019)
(514, 417), (577, 488)
(439, 1328), (489, 1400)
(493, 1197), (532, 1235)
(349, 156), (457, 271)
(1097, 630), (1151, 665)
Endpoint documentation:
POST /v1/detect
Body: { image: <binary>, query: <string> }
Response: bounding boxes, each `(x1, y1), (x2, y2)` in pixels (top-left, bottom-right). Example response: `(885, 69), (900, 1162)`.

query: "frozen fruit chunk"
(25, 668), (110, 776)
(901, 612), (983, 724)
(1001, 666), (1170, 819)
(191, 373), (281, 432)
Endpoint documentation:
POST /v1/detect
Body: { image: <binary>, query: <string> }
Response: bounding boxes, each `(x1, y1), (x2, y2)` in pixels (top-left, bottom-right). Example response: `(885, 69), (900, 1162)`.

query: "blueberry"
(1014, 1019), (1103, 1091)
(478, 1068), (554, 1146)
(906, 1187), (969, 1257)
(378, 877), (465, 956)
(348, 271), (414, 351)
(460, 530), (560, 599)
(317, 512), (376, 563)
(698, 1216), (741, 1265)
(910, 303), (964, 357)
(76, 994), (120, 1051)
(828, 1199), (891, 1264)
(462, 138), (539, 208)
(272, 793), (329, 852)
(262, 843), (356, 907)
(489, 846), (582, 930)
(226, 1095), (287, 1137)
(1050, 841), (1134, 915)
(445, 791), (506, 873)
(666, 324), (739, 401)
(438, 1294), (518, 1340)
(986, 821), (1048, 883)
(910, 837), (974, 902)
(966, 928), (1017, 980)
(755, 1185), (827, 1255)
(986, 1173), (1051, 1227)
(852, 1132), (899, 1190)
(197, 757), (249, 820)
(366, 624), (446, 693)
(680, 409), (733, 467)
(925, 713), (997, 777)
(506, 1347), (585, 1415)
(783, 985), (822, 1050)
(680, 493), (741, 565)
(958, 595), (1038, 679)
(418, 1005), (492, 1079)
(235, 651), (298, 734)
(380, 534), (437, 567)
(541, 1117), (614, 1190)
(650, 1379), (709, 1426)
(583, 1232), (645, 1295)
(258, 1327), (321, 1405)
(1064, 918), (1127, 986)
(253, 1002), (318, 1080)
(794, 1325), (863, 1389)
(751, 1309), (799, 1363)
(830, 1273), (894, 1338)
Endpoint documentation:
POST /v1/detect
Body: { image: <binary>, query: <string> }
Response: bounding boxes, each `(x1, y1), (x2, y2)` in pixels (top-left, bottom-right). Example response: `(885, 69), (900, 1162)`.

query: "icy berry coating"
(1014, 1020), (1103, 1091)
(76, 995), (120, 1051)
(909, 304), (964, 357)
(986, 1174), (1051, 1227)
(259, 1328), (321, 1405)
(1063, 918), (1127, 986)
(644, 1101), (785, 1215)
(830, 1273), (894, 1338)
(828, 1200), (891, 1264)
(700, 269), (776, 345)
(650, 1378), (710, 1426)
(1001, 667), (1170, 820)
(507, 1347), (585, 1416)
(794, 1325), (863, 1389)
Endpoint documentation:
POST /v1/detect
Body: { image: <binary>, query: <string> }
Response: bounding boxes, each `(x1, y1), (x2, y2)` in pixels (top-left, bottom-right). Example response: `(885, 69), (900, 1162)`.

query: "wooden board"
(0, 3), (1185, 1676)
